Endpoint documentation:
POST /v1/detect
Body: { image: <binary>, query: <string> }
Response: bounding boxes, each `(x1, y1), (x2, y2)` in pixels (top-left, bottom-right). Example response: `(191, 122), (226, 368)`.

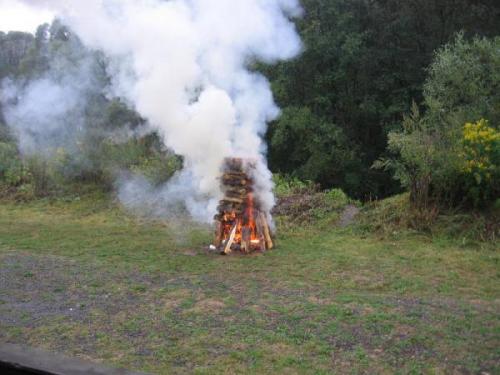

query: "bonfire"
(213, 158), (273, 254)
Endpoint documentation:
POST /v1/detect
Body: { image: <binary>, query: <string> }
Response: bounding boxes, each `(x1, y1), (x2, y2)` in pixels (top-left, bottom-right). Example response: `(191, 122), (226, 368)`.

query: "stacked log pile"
(213, 158), (273, 254)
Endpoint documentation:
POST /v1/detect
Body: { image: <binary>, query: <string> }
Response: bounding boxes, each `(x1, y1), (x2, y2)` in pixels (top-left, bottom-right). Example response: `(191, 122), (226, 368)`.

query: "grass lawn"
(0, 196), (499, 374)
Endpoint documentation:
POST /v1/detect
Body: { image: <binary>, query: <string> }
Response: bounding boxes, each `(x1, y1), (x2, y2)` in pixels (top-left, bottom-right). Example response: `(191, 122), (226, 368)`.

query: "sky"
(0, 0), (54, 33)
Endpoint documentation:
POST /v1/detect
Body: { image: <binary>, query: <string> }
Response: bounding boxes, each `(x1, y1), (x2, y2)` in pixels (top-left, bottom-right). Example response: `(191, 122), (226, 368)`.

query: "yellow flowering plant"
(461, 119), (499, 205)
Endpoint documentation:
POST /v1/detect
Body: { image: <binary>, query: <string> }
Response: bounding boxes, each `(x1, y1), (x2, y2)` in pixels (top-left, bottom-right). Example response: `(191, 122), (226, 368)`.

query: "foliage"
(424, 34), (500, 127)
(0, 21), (182, 198)
(356, 193), (498, 242)
(0, 6), (499, 216)
(273, 173), (316, 197)
(374, 103), (462, 209)
(269, 107), (362, 195)
(0, 31), (34, 77)
(376, 35), (500, 209)
(0, 142), (40, 201)
(273, 174), (354, 224)
(0, 135), (181, 200)
(461, 119), (500, 205)
(0, 142), (22, 182)
(265, 0), (500, 200)
(324, 188), (350, 208)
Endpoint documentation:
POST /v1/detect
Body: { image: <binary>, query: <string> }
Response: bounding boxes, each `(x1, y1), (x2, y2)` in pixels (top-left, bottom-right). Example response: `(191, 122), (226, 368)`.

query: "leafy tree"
(377, 35), (500, 208)
(269, 106), (361, 191)
(2, 3), (500, 201)
(265, 0), (500, 199)
(0, 31), (34, 77)
(424, 33), (500, 129)
(0, 19), (180, 196)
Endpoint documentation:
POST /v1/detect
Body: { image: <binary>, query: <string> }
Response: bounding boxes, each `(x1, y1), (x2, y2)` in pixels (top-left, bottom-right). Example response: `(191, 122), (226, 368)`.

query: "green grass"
(0, 196), (499, 374)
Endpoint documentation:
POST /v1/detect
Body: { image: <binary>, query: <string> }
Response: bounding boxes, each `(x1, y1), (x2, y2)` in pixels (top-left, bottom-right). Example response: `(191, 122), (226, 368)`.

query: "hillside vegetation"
(1, 1), (499, 213)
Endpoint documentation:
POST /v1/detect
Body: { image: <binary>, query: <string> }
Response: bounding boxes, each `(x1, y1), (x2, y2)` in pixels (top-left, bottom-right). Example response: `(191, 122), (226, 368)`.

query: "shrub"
(376, 34), (500, 210)
(0, 142), (32, 189)
(373, 103), (459, 209)
(424, 34), (500, 127)
(356, 193), (498, 242)
(130, 152), (182, 186)
(0, 142), (18, 177)
(324, 188), (350, 208)
(461, 119), (500, 206)
(273, 173), (316, 197)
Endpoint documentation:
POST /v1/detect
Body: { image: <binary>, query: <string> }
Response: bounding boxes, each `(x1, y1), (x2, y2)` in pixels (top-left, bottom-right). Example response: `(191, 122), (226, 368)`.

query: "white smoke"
(1, 46), (97, 156)
(15, 0), (302, 222)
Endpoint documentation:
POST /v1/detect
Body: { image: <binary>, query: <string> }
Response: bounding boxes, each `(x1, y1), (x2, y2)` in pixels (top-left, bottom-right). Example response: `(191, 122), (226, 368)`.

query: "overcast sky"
(0, 0), (54, 33)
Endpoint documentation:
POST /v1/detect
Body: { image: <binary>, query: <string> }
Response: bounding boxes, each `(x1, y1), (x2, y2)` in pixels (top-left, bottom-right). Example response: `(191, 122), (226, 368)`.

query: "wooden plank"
(255, 214), (266, 252)
(221, 180), (248, 187)
(260, 212), (274, 250)
(222, 177), (246, 183)
(225, 187), (248, 195)
(223, 220), (238, 254)
(222, 172), (246, 178)
(225, 191), (247, 199)
(214, 220), (222, 247)
(222, 197), (244, 204)
(217, 202), (243, 212)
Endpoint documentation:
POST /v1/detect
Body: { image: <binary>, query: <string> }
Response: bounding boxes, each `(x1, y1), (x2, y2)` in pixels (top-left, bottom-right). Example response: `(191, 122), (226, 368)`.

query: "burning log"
(223, 220), (238, 254)
(212, 157), (273, 254)
(221, 173), (250, 186)
(216, 202), (243, 211)
(241, 226), (251, 253)
(214, 220), (223, 247)
(225, 187), (248, 195)
(221, 197), (244, 204)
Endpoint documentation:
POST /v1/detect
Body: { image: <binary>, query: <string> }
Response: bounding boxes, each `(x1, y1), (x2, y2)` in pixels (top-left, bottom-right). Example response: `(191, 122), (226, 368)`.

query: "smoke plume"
(1, 39), (101, 156)
(14, 0), (302, 222)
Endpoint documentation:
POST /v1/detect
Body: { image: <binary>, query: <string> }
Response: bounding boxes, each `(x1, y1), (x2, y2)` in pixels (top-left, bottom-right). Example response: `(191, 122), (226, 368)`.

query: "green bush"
(0, 142), (33, 191)
(0, 142), (21, 181)
(375, 34), (500, 209)
(0, 132), (183, 199)
(461, 119), (500, 206)
(324, 188), (350, 208)
(273, 173), (316, 197)
(130, 152), (182, 186)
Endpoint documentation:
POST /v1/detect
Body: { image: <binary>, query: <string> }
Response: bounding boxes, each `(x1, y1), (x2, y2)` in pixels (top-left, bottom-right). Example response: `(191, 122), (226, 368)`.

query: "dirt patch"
(188, 298), (226, 313)
(181, 250), (199, 256)
(162, 289), (192, 311)
(0, 252), (195, 328)
(307, 296), (333, 306)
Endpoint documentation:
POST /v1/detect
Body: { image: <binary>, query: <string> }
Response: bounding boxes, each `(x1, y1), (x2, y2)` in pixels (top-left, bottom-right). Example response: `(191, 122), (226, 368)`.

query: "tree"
(377, 35), (500, 208)
(265, 0), (500, 199)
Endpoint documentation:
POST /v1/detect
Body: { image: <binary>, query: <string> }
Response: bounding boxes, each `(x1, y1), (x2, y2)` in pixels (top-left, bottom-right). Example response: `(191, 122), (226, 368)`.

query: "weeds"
(355, 193), (499, 243)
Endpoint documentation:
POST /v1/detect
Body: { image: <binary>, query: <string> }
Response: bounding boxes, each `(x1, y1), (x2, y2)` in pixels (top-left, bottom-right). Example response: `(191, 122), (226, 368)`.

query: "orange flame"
(220, 191), (262, 249)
